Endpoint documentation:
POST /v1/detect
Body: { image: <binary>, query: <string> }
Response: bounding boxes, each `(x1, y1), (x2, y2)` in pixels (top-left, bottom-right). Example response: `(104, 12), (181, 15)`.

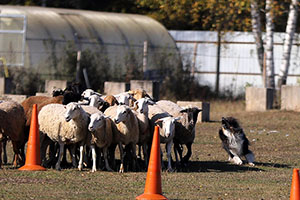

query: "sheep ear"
(180, 108), (188, 113)
(155, 118), (162, 123)
(145, 98), (155, 105)
(129, 95), (137, 101)
(173, 116), (182, 122)
(133, 101), (138, 109)
(127, 90), (134, 94)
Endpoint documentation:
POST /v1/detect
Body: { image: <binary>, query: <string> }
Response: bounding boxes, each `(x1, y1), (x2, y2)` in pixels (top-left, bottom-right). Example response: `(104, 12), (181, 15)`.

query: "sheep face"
(65, 103), (81, 122)
(89, 112), (107, 132)
(156, 117), (181, 138)
(89, 94), (105, 107)
(82, 89), (95, 99)
(114, 105), (130, 124)
(135, 99), (146, 114)
(115, 93), (136, 106)
(180, 107), (202, 126)
(115, 94), (129, 106)
(135, 97), (155, 114)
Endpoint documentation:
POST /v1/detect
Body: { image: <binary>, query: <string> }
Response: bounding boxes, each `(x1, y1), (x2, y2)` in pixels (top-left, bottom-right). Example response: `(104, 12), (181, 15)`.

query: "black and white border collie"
(218, 117), (255, 166)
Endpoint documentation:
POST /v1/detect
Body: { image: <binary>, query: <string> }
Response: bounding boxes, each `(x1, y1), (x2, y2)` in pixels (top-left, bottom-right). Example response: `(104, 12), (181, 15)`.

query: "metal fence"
(169, 30), (300, 97)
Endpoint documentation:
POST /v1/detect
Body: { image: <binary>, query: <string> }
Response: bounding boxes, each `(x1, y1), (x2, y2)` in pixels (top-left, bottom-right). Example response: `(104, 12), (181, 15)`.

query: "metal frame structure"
(0, 14), (27, 67)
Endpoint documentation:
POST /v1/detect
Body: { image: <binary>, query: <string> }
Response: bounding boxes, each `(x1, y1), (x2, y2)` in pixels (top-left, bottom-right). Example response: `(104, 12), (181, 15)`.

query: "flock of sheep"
(0, 84), (202, 173)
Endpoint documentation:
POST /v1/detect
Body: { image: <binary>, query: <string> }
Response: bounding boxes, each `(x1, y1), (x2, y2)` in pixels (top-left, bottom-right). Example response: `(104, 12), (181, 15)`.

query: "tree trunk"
(250, 0), (264, 73)
(278, 0), (298, 88)
(265, 0), (275, 89)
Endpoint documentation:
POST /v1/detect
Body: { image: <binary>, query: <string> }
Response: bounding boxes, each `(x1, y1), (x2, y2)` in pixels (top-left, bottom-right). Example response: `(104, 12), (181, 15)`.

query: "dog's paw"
(228, 156), (233, 161)
(232, 156), (243, 165)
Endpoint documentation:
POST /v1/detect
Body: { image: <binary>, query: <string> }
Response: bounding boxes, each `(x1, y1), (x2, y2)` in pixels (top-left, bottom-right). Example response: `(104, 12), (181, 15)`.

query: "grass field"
(1, 100), (299, 199)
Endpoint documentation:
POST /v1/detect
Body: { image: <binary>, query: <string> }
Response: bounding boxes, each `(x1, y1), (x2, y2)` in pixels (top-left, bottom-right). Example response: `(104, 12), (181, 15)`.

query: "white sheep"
(148, 104), (181, 172)
(38, 103), (89, 171)
(82, 89), (102, 99)
(88, 111), (114, 172)
(104, 105), (139, 173)
(156, 100), (202, 166)
(114, 92), (136, 106)
(132, 97), (155, 168)
(79, 91), (110, 112)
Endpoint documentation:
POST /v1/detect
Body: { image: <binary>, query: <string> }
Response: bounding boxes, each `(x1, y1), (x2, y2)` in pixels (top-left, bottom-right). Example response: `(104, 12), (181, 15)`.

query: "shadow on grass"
(171, 160), (291, 173)
(253, 161), (290, 168)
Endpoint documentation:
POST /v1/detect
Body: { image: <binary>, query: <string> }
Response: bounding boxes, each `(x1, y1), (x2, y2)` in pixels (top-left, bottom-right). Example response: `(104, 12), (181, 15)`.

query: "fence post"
(143, 41), (148, 79)
(76, 51), (81, 83)
(192, 42), (198, 77)
(215, 31), (221, 95)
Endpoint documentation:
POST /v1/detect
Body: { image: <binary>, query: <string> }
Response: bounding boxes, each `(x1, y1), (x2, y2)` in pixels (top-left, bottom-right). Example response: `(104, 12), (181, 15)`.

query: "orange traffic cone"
(19, 104), (46, 171)
(136, 125), (168, 200)
(290, 168), (300, 200)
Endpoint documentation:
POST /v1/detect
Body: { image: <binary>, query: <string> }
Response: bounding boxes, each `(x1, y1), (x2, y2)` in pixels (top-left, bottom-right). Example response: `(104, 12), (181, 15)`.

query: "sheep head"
(180, 107), (202, 125)
(65, 103), (81, 122)
(114, 105), (130, 124)
(89, 112), (108, 132)
(155, 116), (181, 138)
(82, 89), (95, 99)
(134, 97), (156, 114)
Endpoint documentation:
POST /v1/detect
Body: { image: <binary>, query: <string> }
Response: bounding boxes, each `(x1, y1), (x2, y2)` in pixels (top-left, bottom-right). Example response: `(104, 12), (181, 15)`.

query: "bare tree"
(278, 0), (299, 88)
(251, 0), (264, 73)
(265, 0), (275, 89)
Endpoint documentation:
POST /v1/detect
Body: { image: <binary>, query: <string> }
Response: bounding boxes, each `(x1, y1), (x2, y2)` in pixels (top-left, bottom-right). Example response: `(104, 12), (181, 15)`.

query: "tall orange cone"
(19, 104), (46, 171)
(136, 125), (168, 200)
(290, 168), (300, 200)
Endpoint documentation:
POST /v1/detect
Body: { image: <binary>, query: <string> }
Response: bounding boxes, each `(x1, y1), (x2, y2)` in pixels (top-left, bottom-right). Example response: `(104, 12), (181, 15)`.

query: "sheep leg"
(55, 143), (64, 171)
(78, 144), (84, 171)
(2, 139), (7, 165)
(0, 140), (2, 168)
(69, 144), (78, 168)
(182, 143), (192, 164)
(118, 143), (125, 173)
(91, 145), (97, 172)
(40, 135), (54, 168)
(96, 147), (104, 170)
(108, 144), (117, 170)
(142, 143), (149, 170)
(103, 147), (113, 172)
(130, 143), (138, 172)
(138, 144), (142, 159)
(173, 142), (182, 167)
(166, 141), (174, 172)
(11, 141), (21, 168)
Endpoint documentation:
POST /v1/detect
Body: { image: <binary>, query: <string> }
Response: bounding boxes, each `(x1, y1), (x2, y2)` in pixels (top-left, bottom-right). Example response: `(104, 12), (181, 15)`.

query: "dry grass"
(1, 100), (299, 199)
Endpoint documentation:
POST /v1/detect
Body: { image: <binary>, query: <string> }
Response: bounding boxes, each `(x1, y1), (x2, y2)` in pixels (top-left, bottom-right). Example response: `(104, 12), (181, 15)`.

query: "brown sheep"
(104, 95), (119, 106)
(21, 95), (64, 128)
(127, 89), (152, 100)
(0, 101), (26, 168)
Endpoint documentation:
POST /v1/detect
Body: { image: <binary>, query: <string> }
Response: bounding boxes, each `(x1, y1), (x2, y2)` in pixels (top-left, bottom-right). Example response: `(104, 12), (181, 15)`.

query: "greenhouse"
(0, 5), (180, 81)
